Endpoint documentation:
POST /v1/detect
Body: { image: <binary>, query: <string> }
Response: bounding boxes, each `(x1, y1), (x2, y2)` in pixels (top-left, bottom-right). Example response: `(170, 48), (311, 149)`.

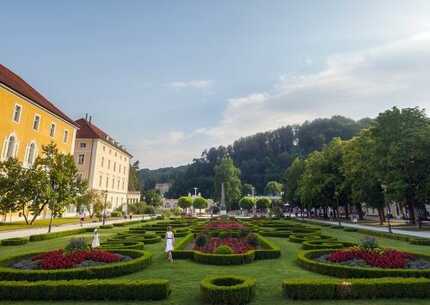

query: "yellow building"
(0, 64), (78, 166)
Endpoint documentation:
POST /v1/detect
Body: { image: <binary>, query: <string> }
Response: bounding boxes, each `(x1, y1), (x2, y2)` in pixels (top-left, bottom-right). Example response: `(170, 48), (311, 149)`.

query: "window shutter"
(23, 144), (30, 167)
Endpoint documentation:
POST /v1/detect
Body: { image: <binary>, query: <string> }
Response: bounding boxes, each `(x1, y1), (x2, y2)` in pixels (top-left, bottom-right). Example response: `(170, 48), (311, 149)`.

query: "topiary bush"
(246, 233), (259, 248)
(200, 275), (256, 305)
(215, 245), (233, 254)
(65, 238), (89, 252)
(1, 238), (28, 246)
(195, 234), (208, 248)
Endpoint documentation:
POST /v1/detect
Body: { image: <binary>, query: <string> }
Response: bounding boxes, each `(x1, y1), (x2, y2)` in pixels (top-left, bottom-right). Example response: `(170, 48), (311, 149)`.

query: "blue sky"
(2, 1), (430, 168)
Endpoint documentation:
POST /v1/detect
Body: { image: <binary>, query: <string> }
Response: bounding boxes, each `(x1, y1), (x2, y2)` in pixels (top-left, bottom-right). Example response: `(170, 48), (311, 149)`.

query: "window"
(122, 179), (125, 190)
(26, 142), (36, 167)
(111, 178), (115, 188)
(99, 175), (102, 187)
(113, 162), (116, 172)
(12, 104), (22, 123)
(78, 154), (85, 164)
(33, 115), (41, 130)
(101, 157), (104, 167)
(117, 179), (120, 189)
(115, 152), (117, 157)
(3, 135), (17, 159)
(108, 160), (111, 169)
(63, 130), (69, 143)
(80, 142), (86, 149)
(49, 123), (56, 137)
(119, 164), (121, 173)
(103, 146), (106, 152)
(106, 177), (109, 188)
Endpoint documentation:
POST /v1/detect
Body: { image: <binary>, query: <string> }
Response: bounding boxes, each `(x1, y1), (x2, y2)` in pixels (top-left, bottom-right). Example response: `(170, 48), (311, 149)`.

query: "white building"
(74, 117), (132, 212)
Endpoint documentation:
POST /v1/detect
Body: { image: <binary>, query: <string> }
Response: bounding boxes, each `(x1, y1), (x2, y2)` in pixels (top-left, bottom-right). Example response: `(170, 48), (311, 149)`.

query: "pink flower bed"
(327, 248), (414, 269)
(204, 219), (244, 230)
(194, 237), (253, 254)
(31, 249), (122, 270)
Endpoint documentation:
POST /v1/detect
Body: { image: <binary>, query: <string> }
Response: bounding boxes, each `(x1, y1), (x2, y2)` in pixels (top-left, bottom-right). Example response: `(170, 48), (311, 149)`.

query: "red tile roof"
(0, 64), (78, 128)
(75, 118), (132, 157)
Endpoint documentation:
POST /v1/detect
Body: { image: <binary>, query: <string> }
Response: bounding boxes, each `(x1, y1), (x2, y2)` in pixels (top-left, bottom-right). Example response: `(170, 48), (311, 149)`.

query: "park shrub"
(289, 233), (320, 243)
(245, 233), (259, 248)
(101, 241), (145, 250)
(254, 235), (281, 259)
(0, 279), (170, 300)
(193, 250), (255, 265)
(110, 211), (122, 217)
(297, 249), (430, 278)
(410, 238), (430, 246)
(1, 237), (29, 246)
(195, 234), (208, 248)
(172, 233), (194, 259)
(302, 240), (344, 250)
(343, 227), (358, 232)
(200, 275), (256, 305)
(113, 222), (126, 227)
(65, 238), (89, 252)
(29, 228), (90, 242)
(215, 245), (234, 254)
(282, 277), (430, 299)
(0, 249), (152, 281)
(99, 224), (114, 229)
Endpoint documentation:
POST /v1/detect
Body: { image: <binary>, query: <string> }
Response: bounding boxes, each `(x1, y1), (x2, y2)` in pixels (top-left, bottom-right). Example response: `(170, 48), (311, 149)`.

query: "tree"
(193, 197), (208, 213)
(239, 197), (255, 211)
(242, 183), (254, 196)
(264, 181), (283, 196)
(177, 196), (193, 209)
(34, 143), (81, 232)
(256, 197), (271, 211)
(128, 160), (141, 192)
(0, 158), (22, 220)
(214, 158), (242, 210)
(368, 107), (430, 227)
(284, 157), (305, 208)
(75, 188), (104, 218)
(144, 190), (162, 206)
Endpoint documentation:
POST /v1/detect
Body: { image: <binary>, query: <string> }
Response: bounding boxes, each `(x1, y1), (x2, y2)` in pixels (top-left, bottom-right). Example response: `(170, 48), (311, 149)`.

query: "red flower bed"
(194, 237), (253, 254)
(327, 248), (414, 269)
(32, 249), (122, 270)
(204, 219), (244, 230)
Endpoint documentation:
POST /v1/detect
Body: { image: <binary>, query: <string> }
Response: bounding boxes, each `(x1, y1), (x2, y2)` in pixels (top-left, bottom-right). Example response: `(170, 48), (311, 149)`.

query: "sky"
(2, 1), (430, 169)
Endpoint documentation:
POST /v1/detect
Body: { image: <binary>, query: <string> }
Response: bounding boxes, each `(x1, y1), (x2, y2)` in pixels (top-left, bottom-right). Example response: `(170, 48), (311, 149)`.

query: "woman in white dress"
(92, 228), (100, 249)
(165, 226), (175, 262)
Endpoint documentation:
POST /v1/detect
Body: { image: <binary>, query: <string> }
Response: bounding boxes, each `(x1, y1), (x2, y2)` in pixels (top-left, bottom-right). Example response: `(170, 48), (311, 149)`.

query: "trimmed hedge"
(1, 237), (29, 246)
(194, 250), (255, 265)
(29, 228), (92, 242)
(410, 238), (430, 246)
(0, 279), (170, 300)
(0, 249), (152, 281)
(201, 275), (256, 305)
(99, 224), (114, 229)
(172, 233), (194, 259)
(255, 234), (281, 259)
(283, 277), (430, 299)
(297, 249), (430, 278)
(101, 241), (145, 250)
(302, 240), (344, 250)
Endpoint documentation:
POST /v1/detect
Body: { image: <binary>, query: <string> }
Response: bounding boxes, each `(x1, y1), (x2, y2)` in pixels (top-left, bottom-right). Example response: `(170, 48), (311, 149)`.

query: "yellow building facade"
(0, 64), (78, 166)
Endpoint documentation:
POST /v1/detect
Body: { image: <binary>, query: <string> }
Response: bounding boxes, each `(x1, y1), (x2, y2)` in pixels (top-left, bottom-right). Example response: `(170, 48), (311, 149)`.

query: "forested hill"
(139, 115), (372, 198)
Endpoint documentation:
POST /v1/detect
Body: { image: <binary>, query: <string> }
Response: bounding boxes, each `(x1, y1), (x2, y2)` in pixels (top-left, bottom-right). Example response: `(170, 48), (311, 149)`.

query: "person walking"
(165, 226), (175, 263)
(92, 228), (100, 249)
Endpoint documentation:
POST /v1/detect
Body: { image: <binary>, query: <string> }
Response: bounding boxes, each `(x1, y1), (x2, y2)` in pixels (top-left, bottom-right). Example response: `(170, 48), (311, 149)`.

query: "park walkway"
(0, 216), (150, 241)
(303, 218), (430, 239)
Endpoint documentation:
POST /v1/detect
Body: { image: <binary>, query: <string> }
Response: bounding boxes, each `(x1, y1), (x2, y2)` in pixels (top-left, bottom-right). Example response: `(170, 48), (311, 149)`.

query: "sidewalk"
(0, 216), (150, 241)
(303, 218), (430, 239)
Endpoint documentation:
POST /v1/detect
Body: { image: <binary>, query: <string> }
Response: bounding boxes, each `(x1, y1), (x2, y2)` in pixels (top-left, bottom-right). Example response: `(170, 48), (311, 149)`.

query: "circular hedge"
(200, 275), (256, 305)
(297, 249), (430, 278)
(301, 240), (344, 250)
(0, 249), (152, 281)
(1, 237), (29, 246)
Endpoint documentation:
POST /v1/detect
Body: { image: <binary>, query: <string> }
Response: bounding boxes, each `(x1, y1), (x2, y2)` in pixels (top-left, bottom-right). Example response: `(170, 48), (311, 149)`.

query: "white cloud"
(140, 32), (430, 168)
(168, 80), (213, 89)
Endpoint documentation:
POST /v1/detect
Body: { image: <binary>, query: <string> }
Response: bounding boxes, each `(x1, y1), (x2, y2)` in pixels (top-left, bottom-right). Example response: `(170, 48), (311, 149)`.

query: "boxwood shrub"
(1, 237), (29, 246)
(99, 224), (114, 229)
(297, 249), (430, 278)
(0, 249), (152, 281)
(283, 277), (430, 299)
(201, 275), (256, 305)
(29, 228), (91, 242)
(410, 238), (430, 246)
(0, 279), (170, 300)
(194, 250), (255, 265)
(301, 240), (344, 250)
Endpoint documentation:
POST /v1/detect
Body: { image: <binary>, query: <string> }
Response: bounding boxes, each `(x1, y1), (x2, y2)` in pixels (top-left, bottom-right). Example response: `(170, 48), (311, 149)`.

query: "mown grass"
(0, 220), (429, 305)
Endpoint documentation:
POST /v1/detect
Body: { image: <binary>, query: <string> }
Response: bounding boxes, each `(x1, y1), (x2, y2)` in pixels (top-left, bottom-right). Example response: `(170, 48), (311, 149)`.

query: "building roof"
(75, 118), (133, 157)
(0, 64), (79, 128)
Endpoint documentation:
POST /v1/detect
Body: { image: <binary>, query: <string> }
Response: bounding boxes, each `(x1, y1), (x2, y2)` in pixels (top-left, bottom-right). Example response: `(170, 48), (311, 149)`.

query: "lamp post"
(381, 184), (392, 233)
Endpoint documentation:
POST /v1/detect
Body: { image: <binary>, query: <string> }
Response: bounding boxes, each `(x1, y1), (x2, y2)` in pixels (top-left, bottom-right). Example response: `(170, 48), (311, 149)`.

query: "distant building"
(155, 182), (172, 195)
(74, 117), (132, 213)
(127, 191), (141, 205)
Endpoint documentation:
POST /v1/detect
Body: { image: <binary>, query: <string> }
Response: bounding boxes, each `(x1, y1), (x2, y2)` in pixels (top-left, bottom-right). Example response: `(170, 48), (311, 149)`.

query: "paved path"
(0, 216), (151, 240)
(302, 218), (430, 239)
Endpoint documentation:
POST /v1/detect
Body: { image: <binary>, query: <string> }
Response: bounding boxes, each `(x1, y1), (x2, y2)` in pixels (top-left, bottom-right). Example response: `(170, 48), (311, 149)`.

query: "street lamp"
(381, 184), (392, 233)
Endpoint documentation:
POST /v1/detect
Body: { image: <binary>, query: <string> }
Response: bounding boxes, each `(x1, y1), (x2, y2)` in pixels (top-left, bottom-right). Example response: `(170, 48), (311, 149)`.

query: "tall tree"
(128, 160), (141, 192)
(214, 158), (242, 210)
(264, 181), (283, 196)
(284, 157), (305, 207)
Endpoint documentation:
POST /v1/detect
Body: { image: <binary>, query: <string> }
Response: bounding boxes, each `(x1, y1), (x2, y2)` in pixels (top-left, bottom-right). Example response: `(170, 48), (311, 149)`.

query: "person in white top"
(165, 226), (175, 263)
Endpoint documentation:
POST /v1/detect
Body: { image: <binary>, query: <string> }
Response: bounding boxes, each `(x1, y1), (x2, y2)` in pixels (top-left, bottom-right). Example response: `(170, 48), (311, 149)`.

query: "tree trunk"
(22, 208), (29, 224)
(357, 204), (364, 220)
(408, 203), (416, 225)
(345, 203), (350, 219)
(377, 207), (385, 225)
(323, 207), (328, 219)
(48, 213), (54, 233)
(30, 203), (47, 225)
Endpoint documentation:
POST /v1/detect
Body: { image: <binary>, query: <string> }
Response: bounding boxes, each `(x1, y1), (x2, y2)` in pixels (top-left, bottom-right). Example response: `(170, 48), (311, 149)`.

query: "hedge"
(301, 240), (344, 250)
(283, 277), (430, 299)
(172, 233), (194, 259)
(201, 276), (256, 305)
(101, 241), (145, 250)
(0, 279), (170, 300)
(99, 224), (114, 229)
(0, 249), (152, 281)
(194, 250), (255, 265)
(1, 237), (29, 246)
(410, 238), (430, 246)
(255, 234), (281, 259)
(297, 249), (430, 278)
(29, 228), (92, 242)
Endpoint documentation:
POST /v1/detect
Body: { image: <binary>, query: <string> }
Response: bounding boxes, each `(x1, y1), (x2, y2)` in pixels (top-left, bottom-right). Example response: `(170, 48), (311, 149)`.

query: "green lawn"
(0, 221), (430, 305)
(0, 217), (93, 232)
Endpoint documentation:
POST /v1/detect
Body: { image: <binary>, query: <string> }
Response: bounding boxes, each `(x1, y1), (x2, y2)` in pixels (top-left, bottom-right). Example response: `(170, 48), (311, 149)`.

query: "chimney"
(89, 116), (92, 124)
(85, 113), (88, 120)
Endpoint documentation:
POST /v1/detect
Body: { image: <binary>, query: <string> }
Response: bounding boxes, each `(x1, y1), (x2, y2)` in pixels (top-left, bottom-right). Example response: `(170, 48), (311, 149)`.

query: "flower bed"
(194, 237), (252, 254)
(14, 249), (126, 270)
